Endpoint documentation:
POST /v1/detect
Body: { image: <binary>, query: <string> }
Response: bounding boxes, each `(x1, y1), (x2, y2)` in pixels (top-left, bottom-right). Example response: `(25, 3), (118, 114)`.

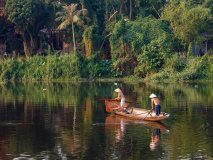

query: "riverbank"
(0, 53), (212, 83)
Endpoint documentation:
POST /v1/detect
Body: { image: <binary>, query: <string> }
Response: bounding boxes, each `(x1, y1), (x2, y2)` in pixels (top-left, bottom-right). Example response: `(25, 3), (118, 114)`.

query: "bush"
(147, 72), (169, 81)
(164, 54), (187, 73)
(85, 57), (116, 78)
(187, 43), (193, 58)
(0, 53), (117, 81)
(147, 54), (213, 82)
(109, 17), (174, 77)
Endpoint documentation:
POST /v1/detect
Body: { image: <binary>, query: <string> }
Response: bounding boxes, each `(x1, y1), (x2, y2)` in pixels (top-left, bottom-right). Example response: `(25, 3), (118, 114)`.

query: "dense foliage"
(0, 53), (211, 82)
(109, 17), (173, 77)
(162, 0), (212, 45)
(0, 54), (116, 81)
(4, 0), (55, 57)
(0, 0), (213, 81)
(146, 54), (213, 82)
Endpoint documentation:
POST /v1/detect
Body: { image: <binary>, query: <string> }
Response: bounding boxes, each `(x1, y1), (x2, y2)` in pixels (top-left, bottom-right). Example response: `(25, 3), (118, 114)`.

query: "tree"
(109, 17), (173, 77)
(131, 0), (167, 19)
(4, 0), (53, 57)
(0, 18), (23, 53)
(203, 0), (213, 33)
(55, 3), (88, 53)
(162, 0), (212, 46)
(4, 0), (36, 57)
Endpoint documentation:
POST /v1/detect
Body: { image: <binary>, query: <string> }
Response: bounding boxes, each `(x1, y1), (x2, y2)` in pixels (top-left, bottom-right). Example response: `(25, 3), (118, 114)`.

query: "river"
(0, 82), (212, 160)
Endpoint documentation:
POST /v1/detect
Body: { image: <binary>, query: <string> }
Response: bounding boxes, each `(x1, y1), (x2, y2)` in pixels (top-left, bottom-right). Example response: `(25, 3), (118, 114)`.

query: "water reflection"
(105, 115), (127, 143)
(150, 128), (161, 151)
(105, 114), (168, 151)
(0, 82), (212, 159)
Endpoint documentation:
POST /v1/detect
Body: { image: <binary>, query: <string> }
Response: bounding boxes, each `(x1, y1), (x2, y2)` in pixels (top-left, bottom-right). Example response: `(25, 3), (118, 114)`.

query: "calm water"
(0, 82), (213, 160)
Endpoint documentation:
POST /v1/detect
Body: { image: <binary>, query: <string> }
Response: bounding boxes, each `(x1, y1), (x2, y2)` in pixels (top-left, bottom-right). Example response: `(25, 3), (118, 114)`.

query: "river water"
(0, 82), (212, 160)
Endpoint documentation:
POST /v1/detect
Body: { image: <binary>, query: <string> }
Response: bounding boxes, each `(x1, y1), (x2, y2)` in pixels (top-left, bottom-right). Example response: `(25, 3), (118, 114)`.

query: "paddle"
(141, 109), (153, 122)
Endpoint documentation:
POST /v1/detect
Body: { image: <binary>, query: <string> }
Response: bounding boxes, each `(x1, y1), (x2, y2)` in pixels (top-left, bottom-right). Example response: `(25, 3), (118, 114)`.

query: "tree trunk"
(28, 31), (33, 55)
(120, 0), (124, 15)
(129, 0), (132, 20)
(72, 22), (76, 54)
(120, 0), (128, 16)
(20, 31), (29, 58)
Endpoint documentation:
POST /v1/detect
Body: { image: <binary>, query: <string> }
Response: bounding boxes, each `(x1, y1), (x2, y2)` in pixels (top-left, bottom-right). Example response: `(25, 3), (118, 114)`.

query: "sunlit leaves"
(55, 3), (88, 52)
(162, 0), (212, 45)
(56, 3), (87, 30)
(109, 17), (173, 76)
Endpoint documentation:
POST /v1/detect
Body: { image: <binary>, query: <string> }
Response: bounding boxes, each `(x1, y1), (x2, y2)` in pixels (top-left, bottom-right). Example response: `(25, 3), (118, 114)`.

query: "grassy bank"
(0, 53), (212, 82)
(145, 54), (213, 83)
(0, 53), (116, 82)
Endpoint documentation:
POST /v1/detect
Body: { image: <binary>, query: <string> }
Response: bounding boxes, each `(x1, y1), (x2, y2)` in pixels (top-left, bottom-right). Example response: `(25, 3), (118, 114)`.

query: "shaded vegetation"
(0, 54), (116, 81)
(0, 0), (213, 82)
(0, 53), (211, 82)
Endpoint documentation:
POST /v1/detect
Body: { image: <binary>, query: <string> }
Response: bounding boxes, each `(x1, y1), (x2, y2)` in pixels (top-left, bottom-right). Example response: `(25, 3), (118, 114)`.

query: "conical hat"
(115, 88), (122, 92)
(149, 93), (157, 98)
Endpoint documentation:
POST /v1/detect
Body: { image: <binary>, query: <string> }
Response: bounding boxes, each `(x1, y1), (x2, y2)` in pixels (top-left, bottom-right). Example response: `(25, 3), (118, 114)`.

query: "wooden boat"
(104, 99), (170, 122)
(91, 98), (139, 112)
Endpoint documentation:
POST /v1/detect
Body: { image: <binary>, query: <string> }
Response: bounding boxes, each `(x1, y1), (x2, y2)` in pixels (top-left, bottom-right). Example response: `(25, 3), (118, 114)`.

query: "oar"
(141, 109), (153, 122)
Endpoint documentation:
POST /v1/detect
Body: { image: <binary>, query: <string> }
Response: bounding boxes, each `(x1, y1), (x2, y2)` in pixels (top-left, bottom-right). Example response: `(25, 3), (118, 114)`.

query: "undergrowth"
(0, 53), (212, 82)
(146, 54), (213, 82)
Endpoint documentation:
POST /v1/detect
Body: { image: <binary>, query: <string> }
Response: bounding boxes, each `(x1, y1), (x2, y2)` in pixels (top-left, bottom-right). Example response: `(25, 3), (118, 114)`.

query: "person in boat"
(149, 93), (161, 116)
(115, 88), (125, 110)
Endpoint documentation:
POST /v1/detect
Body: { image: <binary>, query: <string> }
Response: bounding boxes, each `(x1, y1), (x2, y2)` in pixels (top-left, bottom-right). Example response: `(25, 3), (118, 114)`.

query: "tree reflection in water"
(0, 82), (212, 159)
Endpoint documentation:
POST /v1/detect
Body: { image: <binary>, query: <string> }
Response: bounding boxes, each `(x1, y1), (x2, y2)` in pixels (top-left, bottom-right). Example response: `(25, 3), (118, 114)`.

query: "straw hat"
(115, 88), (122, 92)
(149, 93), (157, 98)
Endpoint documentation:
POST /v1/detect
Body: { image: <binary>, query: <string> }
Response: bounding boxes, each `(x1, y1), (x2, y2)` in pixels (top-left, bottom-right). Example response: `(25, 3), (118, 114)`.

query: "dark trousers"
(155, 105), (161, 115)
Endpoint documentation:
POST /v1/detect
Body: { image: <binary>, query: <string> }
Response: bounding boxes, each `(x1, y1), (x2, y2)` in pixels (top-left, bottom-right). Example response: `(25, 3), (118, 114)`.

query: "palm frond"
(76, 20), (85, 28)
(81, 9), (88, 16)
(62, 5), (69, 11)
(55, 16), (66, 22)
(70, 3), (78, 11)
(55, 3), (89, 30)
(56, 11), (66, 16)
(73, 15), (80, 23)
(57, 20), (71, 30)
(75, 9), (88, 17)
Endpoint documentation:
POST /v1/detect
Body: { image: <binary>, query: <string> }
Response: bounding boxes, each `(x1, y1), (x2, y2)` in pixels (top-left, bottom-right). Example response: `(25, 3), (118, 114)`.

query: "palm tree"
(55, 3), (88, 53)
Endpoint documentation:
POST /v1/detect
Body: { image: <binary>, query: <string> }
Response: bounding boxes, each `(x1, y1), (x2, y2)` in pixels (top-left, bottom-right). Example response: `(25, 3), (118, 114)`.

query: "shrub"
(164, 54), (187, 73)
(109, 17), (174, 77)
(147, 72), (169, 81)
(187, 43), (193, 57)
(0, 53), (117, 81)
(147, 54), (213, 82)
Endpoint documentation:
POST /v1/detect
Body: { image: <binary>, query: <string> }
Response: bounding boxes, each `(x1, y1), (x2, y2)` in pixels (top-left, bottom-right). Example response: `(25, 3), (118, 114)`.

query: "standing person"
(149, 93), (161, 116)
(115, 88), (125, 109)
